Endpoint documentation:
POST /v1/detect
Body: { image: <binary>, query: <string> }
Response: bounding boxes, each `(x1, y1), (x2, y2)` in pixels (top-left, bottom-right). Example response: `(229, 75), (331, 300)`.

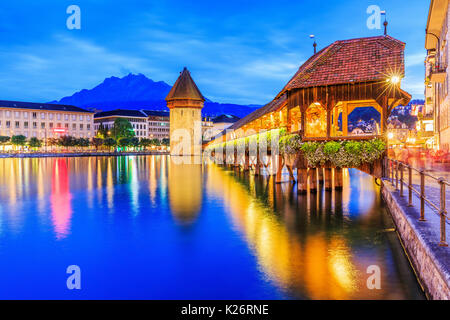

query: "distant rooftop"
(94, 109), (147, 118)
(0, 100), (93, 113)
(142, 110), (170, 117)
(212, 114), (240, 123)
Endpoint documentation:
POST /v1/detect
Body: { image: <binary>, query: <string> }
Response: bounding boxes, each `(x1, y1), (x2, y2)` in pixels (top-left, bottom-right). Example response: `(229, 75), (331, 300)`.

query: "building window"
(24, 122), (28, 129)
(79, 115), (83, 121)
(49, 113), (54, 120)
(49, 123), (53, 128)
(65, 123), (69, 128)
(23, 112), (28, 119)
(15, 121), (20, 128)
(15, 111), (20, 118)
(6, 111), (11, 118)
(80, 124), (83, 130)
(5, 121), (10, 128)
(33, 122), (37, 129)
(57, 114), (61, 120)
(64, 114), (69, 121)
(57, 123), (61, 128)
(73, 124), (76, 130)
(87, 115), (91, 121)
(41, 123), (45, 129)
(87, 124), (91, 130)
(32, 112), (37, 119)
(72, 115), (76, 121)
(41, 113), (45, 119)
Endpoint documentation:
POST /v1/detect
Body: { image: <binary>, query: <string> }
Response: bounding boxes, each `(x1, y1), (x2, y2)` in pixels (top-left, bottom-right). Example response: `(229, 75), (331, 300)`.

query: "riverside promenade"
(0, 151), (169, 158)
(382, 161), (450, 300)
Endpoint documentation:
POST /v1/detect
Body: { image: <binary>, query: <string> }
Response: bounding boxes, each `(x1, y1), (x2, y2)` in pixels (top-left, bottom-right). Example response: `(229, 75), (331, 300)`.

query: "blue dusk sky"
(0, 0), (429, 105)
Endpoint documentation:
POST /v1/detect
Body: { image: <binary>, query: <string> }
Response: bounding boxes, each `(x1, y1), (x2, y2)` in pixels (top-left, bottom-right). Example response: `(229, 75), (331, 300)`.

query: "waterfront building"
(206, 114), (240, 140)
(425, 0), (450, 150)
(0, 100), (94, 139)
(94, 109), (149, 138)
(166, 68), (205, 156)
(142, 110), (170, 140)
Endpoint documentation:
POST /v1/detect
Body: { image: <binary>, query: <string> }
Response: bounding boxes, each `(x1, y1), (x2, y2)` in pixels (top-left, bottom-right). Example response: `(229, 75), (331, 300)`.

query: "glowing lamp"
(389, 76), (400, 84)
(387, 132), (394, 139)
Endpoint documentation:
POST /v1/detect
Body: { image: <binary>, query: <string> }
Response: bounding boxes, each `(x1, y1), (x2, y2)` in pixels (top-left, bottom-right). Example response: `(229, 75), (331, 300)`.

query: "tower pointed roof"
(165, 67), (205, 101)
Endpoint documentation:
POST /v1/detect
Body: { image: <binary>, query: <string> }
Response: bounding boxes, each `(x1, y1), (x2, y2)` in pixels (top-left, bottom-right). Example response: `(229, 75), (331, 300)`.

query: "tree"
(91, 138), (104, 150)
(103, 138), (117, 151)
(130, 137), (140, 149)
(161, 138), (170, 146)
(11, 135), (27, 148)
(118, 137), (131, 148)
(151, 138), (161, 147)
(58, 135), (76, 148)
(111, 118), (134, 140)
(140, 138), (152, 150)
(0, 136), (10, 145)
(96, 123), (108, 138)
(28, 137), (42, 149)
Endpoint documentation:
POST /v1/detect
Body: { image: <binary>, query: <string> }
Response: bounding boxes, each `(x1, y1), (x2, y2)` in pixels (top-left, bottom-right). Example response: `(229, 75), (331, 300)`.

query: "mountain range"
(51, 73), (261, 118)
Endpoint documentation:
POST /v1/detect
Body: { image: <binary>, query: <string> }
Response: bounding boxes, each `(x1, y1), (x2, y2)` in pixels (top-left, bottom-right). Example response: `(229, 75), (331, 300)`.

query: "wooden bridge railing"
(386, 158), (449, 247)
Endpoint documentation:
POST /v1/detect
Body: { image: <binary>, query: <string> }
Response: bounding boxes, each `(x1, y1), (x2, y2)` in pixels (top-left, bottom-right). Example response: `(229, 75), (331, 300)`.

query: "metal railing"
(386, 158), (449, 247)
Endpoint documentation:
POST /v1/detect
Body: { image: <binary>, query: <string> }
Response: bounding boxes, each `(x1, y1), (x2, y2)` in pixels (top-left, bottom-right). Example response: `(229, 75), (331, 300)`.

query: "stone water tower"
(166, 67), (205, 156)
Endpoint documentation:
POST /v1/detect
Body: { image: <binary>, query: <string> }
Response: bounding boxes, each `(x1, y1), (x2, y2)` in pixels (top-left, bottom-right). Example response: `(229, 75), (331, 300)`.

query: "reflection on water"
(0, 156), (423, 299)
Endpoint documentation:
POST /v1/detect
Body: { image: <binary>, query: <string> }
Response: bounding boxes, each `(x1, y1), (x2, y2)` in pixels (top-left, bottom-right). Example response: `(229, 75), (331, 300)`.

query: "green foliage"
(279, 134), (302, 154)
(323, 141), (341, 156)
(76, 138), (90, 147)
(11, 135), (27, 146)
(161, 138), (170, 146)
(300, 142), (325, 167)
(96, 123), (108, 138)
(118, 137), (131, 147)
(151, 139), (161, 146)
(58, 135), (76, 147)
(28, 137), (42, 148)
(103, 138), (117, 149)
(91, 138), (104, 149)
(299, 138), (386, 168)
(130, 137), (140, 147)
(140, 138), (152, 148)
(0, 136), (10, 144)
(111, 118), (135, 140)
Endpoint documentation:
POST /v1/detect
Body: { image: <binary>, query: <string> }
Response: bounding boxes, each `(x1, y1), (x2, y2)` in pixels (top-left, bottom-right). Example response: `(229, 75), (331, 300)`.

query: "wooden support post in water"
(255, 152), (261, 176)
(400, 163), (404, 197)
(317, 168), (324, 184)
(275, 155), (283, 184)
(334, 168), (343, 190)
(308, 168), (317, 193)
(324, 168), (332, 191)
(244, 153), (250, 171)
(297, 168), (307, 194)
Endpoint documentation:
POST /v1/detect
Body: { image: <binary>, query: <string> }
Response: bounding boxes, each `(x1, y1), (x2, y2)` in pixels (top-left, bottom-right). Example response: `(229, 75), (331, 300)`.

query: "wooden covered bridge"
(205, 35), (411, 193)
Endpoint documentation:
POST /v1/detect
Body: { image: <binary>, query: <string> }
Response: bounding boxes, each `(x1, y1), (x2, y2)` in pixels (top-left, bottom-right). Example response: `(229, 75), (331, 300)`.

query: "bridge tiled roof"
(279, 35), (405, 94)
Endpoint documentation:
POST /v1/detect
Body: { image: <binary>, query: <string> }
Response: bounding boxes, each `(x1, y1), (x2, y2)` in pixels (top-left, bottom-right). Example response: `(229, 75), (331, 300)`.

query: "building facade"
(94, 109), (149, 138)
(0, 100), (94, 139)
(143, 110), (170, 139)
(426, 0), (450, 150)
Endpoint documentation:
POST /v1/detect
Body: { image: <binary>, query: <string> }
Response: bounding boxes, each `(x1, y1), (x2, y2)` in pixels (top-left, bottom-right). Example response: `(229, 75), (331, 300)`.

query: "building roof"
(0, 100), (93, 113)
(94, 109), (147, 118)
(212, 114), (240, 124)
(165, 67), (205, 101)
(142, 110), (170, 117)
(227, 94), (287, 132)
(278, 35), (405, 94)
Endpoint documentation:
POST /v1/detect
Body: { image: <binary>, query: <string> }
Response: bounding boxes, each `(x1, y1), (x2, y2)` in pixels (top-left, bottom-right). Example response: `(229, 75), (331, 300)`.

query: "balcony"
(429, 64), (447, 83)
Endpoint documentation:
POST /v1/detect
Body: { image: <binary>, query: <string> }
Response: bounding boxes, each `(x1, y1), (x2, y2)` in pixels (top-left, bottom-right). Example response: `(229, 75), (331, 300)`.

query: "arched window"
(305, 103), (327, 137)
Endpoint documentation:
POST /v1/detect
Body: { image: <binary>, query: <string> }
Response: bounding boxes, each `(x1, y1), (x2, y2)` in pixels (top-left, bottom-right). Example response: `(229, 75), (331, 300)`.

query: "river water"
(0, 155), (424, 299)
